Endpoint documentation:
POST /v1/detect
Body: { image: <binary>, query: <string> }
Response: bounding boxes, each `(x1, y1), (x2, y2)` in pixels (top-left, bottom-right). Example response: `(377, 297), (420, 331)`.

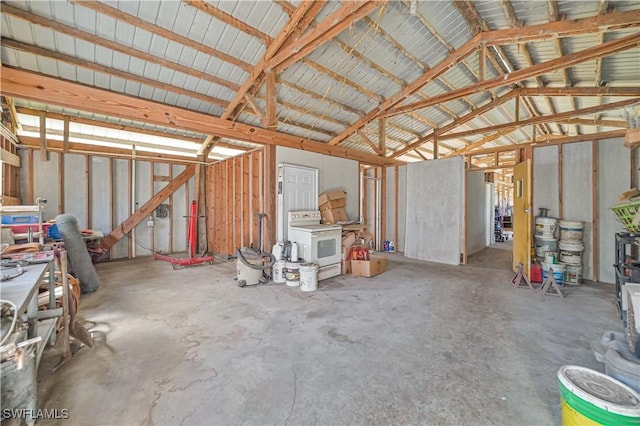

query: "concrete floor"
(37, 246), (621, 425)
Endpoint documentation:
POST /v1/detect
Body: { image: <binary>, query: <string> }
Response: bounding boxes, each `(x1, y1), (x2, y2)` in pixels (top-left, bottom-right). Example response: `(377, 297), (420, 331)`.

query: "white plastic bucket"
(299, 263), (319, 292)
(273, 260), (286, 284)
(542, 262), (565, 285)
(535, 237), (558, 260)
(564, 263), (583, 285)
(285, 262), (300, 287)
(559, 220), (584, 242)
(559, 241), (584, 265)
(535, 217), (558, 238)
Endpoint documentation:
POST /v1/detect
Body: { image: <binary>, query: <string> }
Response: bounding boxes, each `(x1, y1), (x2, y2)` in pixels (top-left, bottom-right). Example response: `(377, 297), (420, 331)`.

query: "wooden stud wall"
(1, 133), (21, 205)
(206, 149), (270, 257)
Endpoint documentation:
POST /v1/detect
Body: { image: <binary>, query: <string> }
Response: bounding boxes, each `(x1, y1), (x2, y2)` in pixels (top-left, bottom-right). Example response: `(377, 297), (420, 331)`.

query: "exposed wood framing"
(519, 87), (640, 97)
(357, 130), (383, 155)
(263, 145), (276, 252)
(264, 71), (277, 131)
(103, 164), (195, 250)
(2, 67), (397, 166)
(244, 95), (265, 121)
(0, 147), (20, 167)
(378, 119), (386, 156)
(39, 111), (48, 161)
(441, 98), (639, 141)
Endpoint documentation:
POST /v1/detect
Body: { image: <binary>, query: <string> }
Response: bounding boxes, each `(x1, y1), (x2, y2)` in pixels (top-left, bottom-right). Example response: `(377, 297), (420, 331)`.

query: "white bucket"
(535, 236), (558, 260)
(299, 263), (319, 292)
(559, 241), (584, 265)
(285, 262), (300, 287)
(565, 263), (583, 285)
(535, 217), (558, 238)
(542, 262), (566, 285)
(559, 220), (584, 242)
(273, 260), (286, 284)
(545, 253), (557, 265)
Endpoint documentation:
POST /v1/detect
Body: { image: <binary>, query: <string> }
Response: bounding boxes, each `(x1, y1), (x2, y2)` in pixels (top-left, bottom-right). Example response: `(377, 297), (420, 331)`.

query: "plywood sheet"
(598, 139), (630, 283)
(405, 157), (464, 265)
(563, 142), (593, 280)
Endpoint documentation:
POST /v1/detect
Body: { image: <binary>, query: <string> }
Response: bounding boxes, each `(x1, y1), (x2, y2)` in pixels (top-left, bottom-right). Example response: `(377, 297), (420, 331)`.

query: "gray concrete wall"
(405, 157), (464, 265)
(275, 147), (359, 220)
(466, 170), (486, 256)
(562, 142), (594, 280)
(598, 139), (630, 284)
(533, 146), (560, 219)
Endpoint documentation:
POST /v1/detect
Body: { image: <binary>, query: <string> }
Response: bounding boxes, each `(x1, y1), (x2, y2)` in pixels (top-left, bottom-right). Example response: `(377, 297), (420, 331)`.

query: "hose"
(0, 299), (18, 347)
(236, 248), (275, 271)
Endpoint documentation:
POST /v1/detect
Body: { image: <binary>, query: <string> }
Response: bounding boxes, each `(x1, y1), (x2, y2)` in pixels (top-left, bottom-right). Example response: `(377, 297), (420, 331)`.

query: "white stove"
(288, 211), (342, 280)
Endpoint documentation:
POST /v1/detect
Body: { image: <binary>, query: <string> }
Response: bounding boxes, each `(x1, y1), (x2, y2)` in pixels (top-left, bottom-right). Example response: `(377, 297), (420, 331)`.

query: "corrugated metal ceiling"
(1, 0), (638, 162)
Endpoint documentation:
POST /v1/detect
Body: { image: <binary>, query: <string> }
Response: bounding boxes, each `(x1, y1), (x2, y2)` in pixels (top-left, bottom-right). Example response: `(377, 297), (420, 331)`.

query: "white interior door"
(277, 164), (318, 241)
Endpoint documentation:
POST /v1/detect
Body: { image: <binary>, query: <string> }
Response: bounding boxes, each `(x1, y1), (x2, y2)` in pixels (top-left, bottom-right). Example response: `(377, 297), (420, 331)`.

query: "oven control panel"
(289, 211), (321, 222)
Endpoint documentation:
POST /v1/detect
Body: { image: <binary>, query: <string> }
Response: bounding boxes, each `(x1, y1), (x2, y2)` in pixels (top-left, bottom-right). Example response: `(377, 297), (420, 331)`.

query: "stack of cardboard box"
(340, 224), (386, 277)
(318, 190), (348, 224)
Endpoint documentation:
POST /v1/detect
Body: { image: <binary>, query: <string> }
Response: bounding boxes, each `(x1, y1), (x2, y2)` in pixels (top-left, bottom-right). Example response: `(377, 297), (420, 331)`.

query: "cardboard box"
(342, 244), (368, 261)
(342, 259), (351, 275)
(320, 207), (348, 223)
(342, 232), (356, 247)
(318, 190), (346, 207)
(320, 197), (346, 210)
(351, 255), (387, 277)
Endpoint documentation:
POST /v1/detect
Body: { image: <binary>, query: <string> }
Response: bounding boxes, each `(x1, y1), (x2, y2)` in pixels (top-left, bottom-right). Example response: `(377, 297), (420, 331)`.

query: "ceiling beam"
(519, 87), (640, 97)
(266, 1), (384, 73)
(385, 32), (640, 117)
(1, 37), (230, 108)
(182, 0), (273, 44)
(480, 10), (640, 45)
(389, 90), (519, 159)
(2, 67), (398, 166)
(465, 129), (627, 156)
(440, 98), (639, 140)
(74, 0), (253, 72)
(356, 129), (383, 155)
(0, 3), (240, 91)
(444, 129), (516, 157)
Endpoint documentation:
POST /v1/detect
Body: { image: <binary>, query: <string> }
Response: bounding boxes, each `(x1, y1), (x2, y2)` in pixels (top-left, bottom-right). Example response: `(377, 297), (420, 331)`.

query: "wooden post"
(263, 145), (276, 252)
(558, 144), (563, 218)
(39, 112), (49, 161)
(265, 70), (277, 131)
(63, 116), (70, 153)
(433, 129), (439, 159)
(378, 118), (386, 156)
(631, 147), (637, 189)
(592, 140), (599, 283)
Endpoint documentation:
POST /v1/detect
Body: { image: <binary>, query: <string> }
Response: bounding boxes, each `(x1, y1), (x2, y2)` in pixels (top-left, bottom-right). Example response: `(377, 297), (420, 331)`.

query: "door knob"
(524, 208), (529, 213)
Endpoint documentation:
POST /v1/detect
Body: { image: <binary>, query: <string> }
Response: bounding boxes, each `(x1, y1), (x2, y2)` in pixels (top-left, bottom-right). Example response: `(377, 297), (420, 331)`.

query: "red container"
(530, 263), (542, 283)
(5, 223), (52, 236)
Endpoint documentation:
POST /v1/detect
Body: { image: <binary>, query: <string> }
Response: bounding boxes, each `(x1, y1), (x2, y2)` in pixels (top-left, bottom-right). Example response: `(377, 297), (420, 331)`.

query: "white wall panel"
(90, 156), (110, 235)
(466, 170), (486, 256)
(598, 139), (630, 284)
(385, 166), (395, 245)
(397, 165), (407, 253)
(533, 146), (560, 219)
(111, 159), (129, 259)
(33, 152), (59, 221)
(134, 161), (153, 256)
(405, 157), (464, 265)
(153, 163), (170, 253)
(63, 154), (87, 228)
(275, 147), (359, 220)
(562, 142), (593, 280)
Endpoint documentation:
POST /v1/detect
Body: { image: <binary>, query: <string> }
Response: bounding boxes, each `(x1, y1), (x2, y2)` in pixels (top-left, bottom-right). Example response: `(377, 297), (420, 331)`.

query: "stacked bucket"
(558, 220), (585, 285)
(535, 216), (564, 285)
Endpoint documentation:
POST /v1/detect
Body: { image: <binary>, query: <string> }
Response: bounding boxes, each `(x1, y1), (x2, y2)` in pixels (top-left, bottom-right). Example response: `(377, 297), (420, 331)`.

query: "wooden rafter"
(74, 0), (253, 72)
(519, 87), (640, 97)
(357, 130), (383, 155)
(445, 129), (516, 157)
(182, 0), (273, 44)
(0, 4), (240, 91)
(266, 2), (383, 73)
(440, 98), (639, 141)
(385, 32), (640, 117)
(1, 38), (230, 108)
(2, 67), (398, 166)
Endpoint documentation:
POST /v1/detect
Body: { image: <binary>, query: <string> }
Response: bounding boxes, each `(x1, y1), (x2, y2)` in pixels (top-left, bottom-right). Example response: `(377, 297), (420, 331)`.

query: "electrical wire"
(0, 299), (18, 347)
